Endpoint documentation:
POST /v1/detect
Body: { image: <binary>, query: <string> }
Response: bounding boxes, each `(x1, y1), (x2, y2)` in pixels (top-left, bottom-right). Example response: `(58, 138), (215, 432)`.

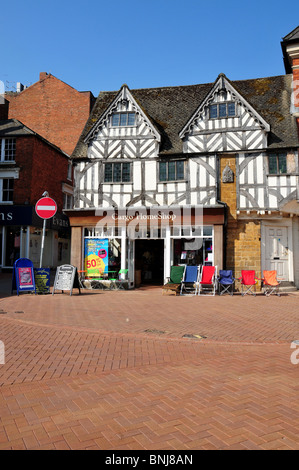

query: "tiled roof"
(72, 74), (299, 159)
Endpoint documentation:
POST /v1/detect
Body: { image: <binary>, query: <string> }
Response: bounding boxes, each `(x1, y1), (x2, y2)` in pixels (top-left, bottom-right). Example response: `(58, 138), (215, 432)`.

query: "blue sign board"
(34, 268), (50, 294)
(12, 258), (36, 296)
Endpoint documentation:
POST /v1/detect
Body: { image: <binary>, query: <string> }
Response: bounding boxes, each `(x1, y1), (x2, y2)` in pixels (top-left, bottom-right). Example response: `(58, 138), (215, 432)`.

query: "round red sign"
(35, 197), (57, 219)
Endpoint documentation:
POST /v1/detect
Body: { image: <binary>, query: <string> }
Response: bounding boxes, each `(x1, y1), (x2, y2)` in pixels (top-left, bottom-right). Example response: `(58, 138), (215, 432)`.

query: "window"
(0, 178), (14, 202)
(0, 138), (16, 161)
(63, 193), (73, 210)
(268, 153), (287, 174)
(104, 162), (131, 183)
(159, 160), (185, 182)
(209, 102), (236, 119)
(111, 112), (136, 127)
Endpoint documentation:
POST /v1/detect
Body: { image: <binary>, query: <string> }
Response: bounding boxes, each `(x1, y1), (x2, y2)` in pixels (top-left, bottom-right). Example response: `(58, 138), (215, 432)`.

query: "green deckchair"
(162, 265), (185, 295)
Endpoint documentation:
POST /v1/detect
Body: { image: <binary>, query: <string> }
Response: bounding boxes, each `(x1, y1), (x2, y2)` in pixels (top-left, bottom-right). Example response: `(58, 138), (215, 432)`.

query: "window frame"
(209, 102), (236, 119)
(268, 152), (287, 175)
(0, 138), (16, 162)
(0, 178), (14, 202)
(104, 162), (132, 183)
(111, 112), (136, 127)
(159, 160), (185, 182)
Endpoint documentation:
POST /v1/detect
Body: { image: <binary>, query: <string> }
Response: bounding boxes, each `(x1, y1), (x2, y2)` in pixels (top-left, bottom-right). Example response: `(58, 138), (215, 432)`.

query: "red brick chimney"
(39, 72), (49, 81)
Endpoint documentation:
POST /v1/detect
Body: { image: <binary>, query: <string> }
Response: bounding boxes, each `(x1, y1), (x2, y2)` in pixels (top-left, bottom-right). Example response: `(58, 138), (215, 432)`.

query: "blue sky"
(2, 0), (299, 96)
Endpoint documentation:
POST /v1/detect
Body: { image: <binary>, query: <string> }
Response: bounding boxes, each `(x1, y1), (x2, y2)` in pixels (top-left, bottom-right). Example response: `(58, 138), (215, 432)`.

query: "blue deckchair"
(180, 265), (200, 296)
(218, 270), (235, 295)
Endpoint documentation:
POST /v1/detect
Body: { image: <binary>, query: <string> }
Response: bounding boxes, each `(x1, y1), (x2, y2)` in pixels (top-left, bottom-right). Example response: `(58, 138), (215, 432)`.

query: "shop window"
(104, 162), (131, 183)
(268, 153), (287, 174)
(159, 160), (185, 182)
(173, 237), (213, 267)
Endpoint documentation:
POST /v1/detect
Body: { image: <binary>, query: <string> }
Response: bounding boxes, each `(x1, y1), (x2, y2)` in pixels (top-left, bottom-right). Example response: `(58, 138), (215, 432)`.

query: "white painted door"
(265, 226), (289, 280)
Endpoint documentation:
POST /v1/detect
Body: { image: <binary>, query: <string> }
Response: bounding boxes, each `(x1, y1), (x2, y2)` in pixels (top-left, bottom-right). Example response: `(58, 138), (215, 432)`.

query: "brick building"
(5, 72), (95, 155)
(0, 119), (72, 268)
(66, 26), (299, 291)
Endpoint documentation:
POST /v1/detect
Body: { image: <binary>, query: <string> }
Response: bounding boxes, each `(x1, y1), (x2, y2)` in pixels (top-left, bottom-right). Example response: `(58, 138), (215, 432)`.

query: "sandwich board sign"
(52, 264), (81, 296)
(34, 268), (50, 294)
(12, 258), (36, 296)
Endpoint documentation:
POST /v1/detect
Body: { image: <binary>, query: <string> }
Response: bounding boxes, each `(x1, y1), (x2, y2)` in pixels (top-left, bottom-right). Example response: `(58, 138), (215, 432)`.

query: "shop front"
(68, 206), (225, 288)
(0, 205), (71, 270)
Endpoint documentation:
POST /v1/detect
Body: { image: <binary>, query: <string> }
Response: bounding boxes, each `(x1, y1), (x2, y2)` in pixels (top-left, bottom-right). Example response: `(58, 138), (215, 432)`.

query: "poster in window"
(84, 238), (108, 277)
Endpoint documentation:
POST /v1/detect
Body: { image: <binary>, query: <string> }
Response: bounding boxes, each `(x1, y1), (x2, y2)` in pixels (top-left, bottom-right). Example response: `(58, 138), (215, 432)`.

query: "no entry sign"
(35, 197), (57, 219)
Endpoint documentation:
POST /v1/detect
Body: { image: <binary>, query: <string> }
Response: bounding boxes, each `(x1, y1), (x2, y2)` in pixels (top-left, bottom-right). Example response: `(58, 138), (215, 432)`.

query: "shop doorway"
(135, 239), (164, 285)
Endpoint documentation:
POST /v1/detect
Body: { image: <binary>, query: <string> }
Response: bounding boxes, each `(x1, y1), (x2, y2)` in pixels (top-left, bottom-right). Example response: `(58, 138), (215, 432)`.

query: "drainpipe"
(215, 154), (228, 269)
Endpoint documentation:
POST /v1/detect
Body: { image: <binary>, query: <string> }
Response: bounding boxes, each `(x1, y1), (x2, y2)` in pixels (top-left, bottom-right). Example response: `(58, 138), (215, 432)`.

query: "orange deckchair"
(262, 270), (281, 297)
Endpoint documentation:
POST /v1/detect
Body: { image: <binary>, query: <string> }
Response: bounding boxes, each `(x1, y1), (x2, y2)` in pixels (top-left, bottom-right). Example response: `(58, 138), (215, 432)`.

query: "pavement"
(0, 272), (299, 450)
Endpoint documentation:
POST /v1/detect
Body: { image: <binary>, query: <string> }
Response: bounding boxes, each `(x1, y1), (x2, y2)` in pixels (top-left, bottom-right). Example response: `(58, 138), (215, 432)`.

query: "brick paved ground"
(0, 276), (299, 450)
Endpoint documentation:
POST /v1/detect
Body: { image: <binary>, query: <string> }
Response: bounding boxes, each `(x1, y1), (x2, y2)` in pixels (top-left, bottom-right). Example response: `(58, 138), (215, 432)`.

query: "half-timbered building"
(67, 27), (299, 290)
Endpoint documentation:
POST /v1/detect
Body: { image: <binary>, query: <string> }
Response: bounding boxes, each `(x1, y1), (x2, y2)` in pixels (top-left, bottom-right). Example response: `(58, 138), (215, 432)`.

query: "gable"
(84, 85), (161, 160)
(179, 74), (270, 153)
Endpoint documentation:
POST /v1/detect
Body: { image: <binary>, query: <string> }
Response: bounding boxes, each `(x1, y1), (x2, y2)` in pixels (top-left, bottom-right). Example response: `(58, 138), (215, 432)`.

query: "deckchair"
(262, 270), (281, 297)
(239, 270), (258, 296)
(162, 265), (185, 296)
(198, 265), (217, 296)
(218, 270), (235, 296)
(180, 265), (200, 296)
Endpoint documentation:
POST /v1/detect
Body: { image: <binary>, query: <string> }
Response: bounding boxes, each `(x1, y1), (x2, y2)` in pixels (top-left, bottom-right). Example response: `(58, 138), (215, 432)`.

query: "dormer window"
(111, 112), (136, 127)
(209, 102), (236, 119)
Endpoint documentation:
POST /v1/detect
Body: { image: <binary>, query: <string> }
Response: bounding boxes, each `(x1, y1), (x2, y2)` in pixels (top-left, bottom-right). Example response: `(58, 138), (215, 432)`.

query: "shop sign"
(84, 238), (108, 277)
(0, 205), (32, 226)
(34, 268), (50, 294)
(52, 264), (80, 296)
(11, 258), (36, 296)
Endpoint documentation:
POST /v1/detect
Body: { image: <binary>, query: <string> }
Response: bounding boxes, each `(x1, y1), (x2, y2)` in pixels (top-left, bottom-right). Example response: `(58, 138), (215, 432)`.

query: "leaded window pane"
(104, 163), (113, 182)
(113, 163), (122, 182)
(219, 103), (227, 118)
(227, 102), (235, 117)
(176, 161), (184, 180)
(127, 113), (135, 126)
(209, 104), (217, 119)
(278, 154), (287, 174)
(268, 155), (277, 174)
(168, 161), (176, 181)
(122, 163), (131, 182)
(159, 162), (167, 181)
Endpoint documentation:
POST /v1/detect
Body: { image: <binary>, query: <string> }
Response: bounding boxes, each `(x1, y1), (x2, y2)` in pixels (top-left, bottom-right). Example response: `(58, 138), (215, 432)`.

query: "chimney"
(39, 72), (48, 81)
(281, 26), (299, 115)
(16, 82), (24, 93)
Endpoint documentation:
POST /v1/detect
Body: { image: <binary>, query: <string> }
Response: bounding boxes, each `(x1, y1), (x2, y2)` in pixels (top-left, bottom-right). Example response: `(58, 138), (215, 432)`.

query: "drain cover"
(0, 310), (7, 314)
(144, 329), (166, 335)
(182, 334), (207, 340)
(14, 311), (24, 314)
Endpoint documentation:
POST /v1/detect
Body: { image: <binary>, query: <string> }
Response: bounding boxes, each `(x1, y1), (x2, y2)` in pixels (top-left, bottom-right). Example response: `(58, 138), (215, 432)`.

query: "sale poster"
(84, 238), (108, 277)
(18, 267), (34, 288)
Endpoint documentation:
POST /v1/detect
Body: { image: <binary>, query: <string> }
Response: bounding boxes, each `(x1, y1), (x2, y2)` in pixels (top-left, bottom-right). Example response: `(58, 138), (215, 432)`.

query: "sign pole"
(40, 219), (46, 268)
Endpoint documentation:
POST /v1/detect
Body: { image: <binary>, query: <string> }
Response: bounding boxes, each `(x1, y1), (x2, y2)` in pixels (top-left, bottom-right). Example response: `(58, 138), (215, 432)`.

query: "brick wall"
(6, 73), (94, 155)
(13, 135), (69, 212)
(220, 155), (262, 291)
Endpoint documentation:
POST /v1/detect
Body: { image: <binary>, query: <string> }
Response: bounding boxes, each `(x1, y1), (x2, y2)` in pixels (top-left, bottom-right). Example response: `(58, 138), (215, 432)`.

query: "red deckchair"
(198, 265), (217, 296)
(239, 270), (258, 296)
